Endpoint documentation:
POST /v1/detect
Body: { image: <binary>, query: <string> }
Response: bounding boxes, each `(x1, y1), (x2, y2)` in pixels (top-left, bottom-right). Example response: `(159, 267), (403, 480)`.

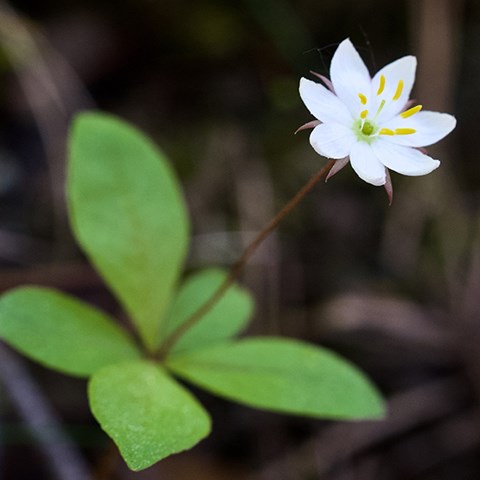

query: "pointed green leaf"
(0, 287), (141, 377)
(162, 268), (254, 352)
(89, 361), (211, 471)
(167, 337), (384, 419)
(68, 112), (189, 351)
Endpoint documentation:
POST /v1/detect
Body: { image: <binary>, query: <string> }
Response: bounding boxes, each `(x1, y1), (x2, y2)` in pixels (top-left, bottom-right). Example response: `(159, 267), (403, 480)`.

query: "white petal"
(299, 78), (352, 125)
(330, 39), (371, 115)
(349, 141), (386, 186)
(309, 123), (356, 159)
(380, 111), (456, 147)
(371, 140), (440, 176)
(371, 56), (417, 122)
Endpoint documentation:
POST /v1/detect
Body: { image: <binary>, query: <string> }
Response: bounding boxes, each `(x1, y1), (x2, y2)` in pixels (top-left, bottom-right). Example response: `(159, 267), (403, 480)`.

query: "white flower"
(298, 38), (456, 197)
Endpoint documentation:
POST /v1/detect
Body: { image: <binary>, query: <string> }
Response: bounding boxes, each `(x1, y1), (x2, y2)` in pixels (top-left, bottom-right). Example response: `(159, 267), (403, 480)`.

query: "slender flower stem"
(157, 160), (335, 358)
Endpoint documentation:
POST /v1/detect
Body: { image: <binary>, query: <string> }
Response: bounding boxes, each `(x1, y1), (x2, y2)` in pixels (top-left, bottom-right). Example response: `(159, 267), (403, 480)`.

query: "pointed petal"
(330, 39), (371, 115)
(371, 140), (440, 176)
(299, 78), (352, 125)
(371, 56), (417, 122)
(309, 123), (356, 159)
(349, 141), (386, 186)
(295, 120), (321, 134)
(326, 157), (349, 181)
(380, 111), (456, 147)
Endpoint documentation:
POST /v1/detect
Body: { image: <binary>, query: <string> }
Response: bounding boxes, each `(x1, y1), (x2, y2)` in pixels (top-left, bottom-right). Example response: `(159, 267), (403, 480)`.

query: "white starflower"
(298, 38), (456, 201)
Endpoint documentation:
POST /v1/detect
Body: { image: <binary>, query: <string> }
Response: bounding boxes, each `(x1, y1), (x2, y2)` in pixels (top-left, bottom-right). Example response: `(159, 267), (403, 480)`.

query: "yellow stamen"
(400, 104), (423, 118)
(360, 109), (368, 119)
(393, 79), (404, 100)
(377, 75), (385, 95)
(358, 93), (367, 105)
(379, 128), (395, 136)
(395, 128), (416, 135)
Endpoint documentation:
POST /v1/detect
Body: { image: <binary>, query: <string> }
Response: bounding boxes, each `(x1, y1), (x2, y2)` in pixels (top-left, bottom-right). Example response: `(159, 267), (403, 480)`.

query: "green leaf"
(167, 337), (385, 419)
(0, 287), (141, 377)
(162, 268), (254, 353)
(89, 361), (211, 471)
(68, 112), (190, 351)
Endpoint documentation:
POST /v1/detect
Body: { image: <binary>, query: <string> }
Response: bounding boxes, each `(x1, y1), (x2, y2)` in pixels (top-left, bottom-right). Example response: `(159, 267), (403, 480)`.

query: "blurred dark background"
(0, 0), (478, 478)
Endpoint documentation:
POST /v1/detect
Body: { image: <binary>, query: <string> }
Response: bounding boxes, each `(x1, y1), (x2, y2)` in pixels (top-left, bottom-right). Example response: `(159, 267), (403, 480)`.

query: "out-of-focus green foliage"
(68, 113), (190, 351)
(0, 286), (141, 377)
(162, 268), (254, 353)
(89, 361), (211, 471)
(0, 113), (384, 471)
(167, 337), (385, 419)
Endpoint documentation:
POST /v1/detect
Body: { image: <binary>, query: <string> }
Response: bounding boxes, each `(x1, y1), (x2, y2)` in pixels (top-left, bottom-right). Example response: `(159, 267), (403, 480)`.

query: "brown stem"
(91, 440), (119, 480)
(157, 160), (335, 358)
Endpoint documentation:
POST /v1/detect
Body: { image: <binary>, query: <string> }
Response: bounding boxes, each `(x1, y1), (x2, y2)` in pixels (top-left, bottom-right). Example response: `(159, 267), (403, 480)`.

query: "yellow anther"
(377, 75), (385, 96)
(379, 128), (395, 136)
(400, 104), (423, 118)
(360, 109), (368, 119)
(393, 79), (404, 100)
(358, 93), (367, 105)
(395, 128), (416, 135)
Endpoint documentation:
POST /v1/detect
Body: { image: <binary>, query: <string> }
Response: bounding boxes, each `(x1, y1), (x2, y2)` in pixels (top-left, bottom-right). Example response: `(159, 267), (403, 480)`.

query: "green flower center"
(361, 120), (375, 136)
(353, 78), (420, 144)
(353, 119), (379, 144)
